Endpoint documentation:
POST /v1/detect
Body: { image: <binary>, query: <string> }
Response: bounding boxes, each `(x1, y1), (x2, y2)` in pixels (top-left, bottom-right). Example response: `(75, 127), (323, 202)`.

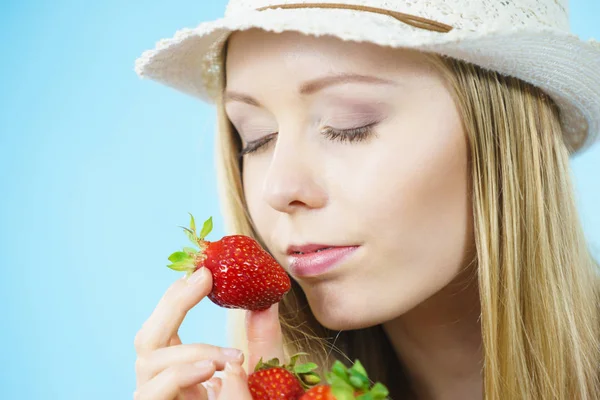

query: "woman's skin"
(134, 28), (482, 399)
(134, 268), (281, 399)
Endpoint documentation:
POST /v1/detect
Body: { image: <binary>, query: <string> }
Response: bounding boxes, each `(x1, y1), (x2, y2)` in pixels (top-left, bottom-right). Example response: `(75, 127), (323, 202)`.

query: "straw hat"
(134, 0), (600, 155)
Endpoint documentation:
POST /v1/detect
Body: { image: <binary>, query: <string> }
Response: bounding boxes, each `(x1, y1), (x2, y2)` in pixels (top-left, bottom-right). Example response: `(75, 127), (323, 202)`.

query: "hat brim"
(134, 7), (600, 155)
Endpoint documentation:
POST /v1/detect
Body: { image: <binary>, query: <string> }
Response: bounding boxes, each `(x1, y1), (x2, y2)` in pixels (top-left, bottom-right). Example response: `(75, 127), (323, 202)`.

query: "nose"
(261, 129), (328, 214)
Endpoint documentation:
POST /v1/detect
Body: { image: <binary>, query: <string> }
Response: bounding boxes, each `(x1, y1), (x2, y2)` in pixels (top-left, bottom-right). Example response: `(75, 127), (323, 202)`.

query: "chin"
(302, 278), (433, 331)
(304, 287), (391, 331)
(313, 310), (382, 331)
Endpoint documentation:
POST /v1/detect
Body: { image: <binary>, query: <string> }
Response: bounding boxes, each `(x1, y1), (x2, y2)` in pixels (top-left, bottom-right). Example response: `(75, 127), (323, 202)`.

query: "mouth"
(286, 243), (341, 255)
(286, 243), (347, 256)
(286, 243), (360, 277)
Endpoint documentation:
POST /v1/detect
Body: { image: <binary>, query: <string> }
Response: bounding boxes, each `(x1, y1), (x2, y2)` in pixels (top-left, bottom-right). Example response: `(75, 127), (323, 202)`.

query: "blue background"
(0, 1), (598, 398)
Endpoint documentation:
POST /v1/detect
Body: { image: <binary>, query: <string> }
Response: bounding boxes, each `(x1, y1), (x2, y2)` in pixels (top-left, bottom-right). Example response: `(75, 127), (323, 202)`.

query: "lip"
(286, 243), (340, 255)
(287, 245), (360, 278)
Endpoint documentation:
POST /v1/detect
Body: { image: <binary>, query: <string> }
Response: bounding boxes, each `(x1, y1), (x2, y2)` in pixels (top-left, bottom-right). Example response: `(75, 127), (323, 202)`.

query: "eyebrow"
(223, 73), (397, 107)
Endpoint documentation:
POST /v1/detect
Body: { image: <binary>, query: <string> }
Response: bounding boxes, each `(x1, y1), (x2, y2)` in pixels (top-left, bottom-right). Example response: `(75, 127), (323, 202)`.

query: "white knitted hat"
(134, 0), (600, 155)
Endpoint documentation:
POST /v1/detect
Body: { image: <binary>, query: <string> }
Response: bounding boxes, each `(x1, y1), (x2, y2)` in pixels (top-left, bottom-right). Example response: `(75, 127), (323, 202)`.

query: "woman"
(132, 1), (600, 399)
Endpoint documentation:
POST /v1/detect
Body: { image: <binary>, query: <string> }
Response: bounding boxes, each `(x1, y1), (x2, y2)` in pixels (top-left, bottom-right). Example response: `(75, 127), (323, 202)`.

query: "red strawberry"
(248, 353), (321, 400)
(167, 213), (291, 311)
(301, 385), (336, 400)
(300, 360), (389, 400)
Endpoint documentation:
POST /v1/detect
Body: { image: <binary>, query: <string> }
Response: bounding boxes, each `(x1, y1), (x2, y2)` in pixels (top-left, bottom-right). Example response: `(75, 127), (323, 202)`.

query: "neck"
(383, 267), (483, 400)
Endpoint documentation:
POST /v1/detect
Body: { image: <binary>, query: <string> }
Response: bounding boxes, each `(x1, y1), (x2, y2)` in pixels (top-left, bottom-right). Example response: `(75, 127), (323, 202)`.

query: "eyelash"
(239, 122), (379, 157)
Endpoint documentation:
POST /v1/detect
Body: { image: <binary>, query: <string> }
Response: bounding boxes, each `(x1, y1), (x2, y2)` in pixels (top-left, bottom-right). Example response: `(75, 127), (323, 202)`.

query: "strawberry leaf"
(356, 393), (375, 400)
(294, 362), (318, 374)
(168, 251), (190, 263)
(188, 212), (197, 235)
(253, 357), (265, 373)
(265, 357), (280, 367)
(183, 247), (197, 254)
(350, 360), (368, 378)
(330, 379), (354, 400)
(199, 216), (213, 239)
(166, 261), (194, 272)
(289, 352), (309, 367)
(300, 372), (321, 385)
(349, 375), (367, 388)
(322, 359), (389, 400)
(179, 226), (198, 246)
(331, 361), (350, 383)
(327, 371), (353, 388)
(369, 382), (389, 399)
(348, 369), (370, 389)
(254, 356), (281, 372)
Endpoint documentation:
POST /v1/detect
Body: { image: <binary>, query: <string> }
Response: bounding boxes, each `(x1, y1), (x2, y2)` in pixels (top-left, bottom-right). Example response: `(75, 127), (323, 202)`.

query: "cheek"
(242, 160), (266, 225)
(371, 125), (470, 250)
(242, 158), (281, 245)
(242, 164), (258, 214)
(351, 108), (474, 296)
(307, 108), (474, 328)
(346, 92), (471, 259)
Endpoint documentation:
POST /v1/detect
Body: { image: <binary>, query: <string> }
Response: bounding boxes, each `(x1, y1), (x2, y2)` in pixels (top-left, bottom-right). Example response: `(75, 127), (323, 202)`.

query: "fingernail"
(194, 359), (214, 371)
(222, 348), (243, 360)
(187, 268), (207, 285)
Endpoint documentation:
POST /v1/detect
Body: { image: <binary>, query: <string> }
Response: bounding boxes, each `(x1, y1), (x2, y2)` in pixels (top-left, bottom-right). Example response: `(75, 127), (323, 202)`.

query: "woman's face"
(224, 29), (474, 330)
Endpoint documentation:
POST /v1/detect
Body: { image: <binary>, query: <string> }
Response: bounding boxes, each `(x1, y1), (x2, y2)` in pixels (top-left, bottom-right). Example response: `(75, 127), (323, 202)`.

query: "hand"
(133, 268), (245, 399)
(206, 362), (252, 399)
(206, 303), (287, 398)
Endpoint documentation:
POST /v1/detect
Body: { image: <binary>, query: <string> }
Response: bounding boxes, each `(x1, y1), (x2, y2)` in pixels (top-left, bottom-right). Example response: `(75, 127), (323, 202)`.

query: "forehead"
(224, 28), (430, 87)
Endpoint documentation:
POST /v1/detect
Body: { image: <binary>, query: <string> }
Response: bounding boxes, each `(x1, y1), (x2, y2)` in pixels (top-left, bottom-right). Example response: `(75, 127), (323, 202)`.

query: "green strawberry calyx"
(253, 352), (321, 390)
(326, 360), (390, 400)
(166, 213), (213, 278)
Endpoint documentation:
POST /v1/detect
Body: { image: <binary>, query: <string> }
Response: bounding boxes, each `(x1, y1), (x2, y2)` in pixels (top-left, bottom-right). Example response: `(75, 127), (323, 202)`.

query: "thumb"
(218, 362), (252, 400)
(245, 302), (285, 372)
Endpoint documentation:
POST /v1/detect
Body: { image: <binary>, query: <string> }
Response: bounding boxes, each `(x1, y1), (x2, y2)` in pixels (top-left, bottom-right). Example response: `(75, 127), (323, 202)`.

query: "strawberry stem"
(167, 214), (212, 276)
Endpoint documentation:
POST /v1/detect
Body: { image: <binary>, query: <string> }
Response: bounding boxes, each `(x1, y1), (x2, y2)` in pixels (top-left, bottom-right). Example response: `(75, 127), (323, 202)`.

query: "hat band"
(256, 2), (454, 33)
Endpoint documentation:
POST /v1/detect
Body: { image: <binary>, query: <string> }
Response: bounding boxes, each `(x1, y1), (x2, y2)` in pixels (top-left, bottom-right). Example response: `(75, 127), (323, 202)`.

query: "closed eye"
(238, 121), (380, 157)
(239, 132), (277, 157)
(320, 122), (379, 143)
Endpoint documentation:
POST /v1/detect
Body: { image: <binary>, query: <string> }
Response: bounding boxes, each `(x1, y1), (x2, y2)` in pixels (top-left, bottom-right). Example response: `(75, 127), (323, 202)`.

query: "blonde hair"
(212, 41), (600, 399)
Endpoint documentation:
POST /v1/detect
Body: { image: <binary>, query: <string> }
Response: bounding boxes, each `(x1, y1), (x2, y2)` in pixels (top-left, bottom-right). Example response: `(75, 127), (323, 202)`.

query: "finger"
(177, 382), (207, 400)
(136, 344), (244, 384)
(245, 302), (285, 372)
(134, 268), (212, 354)
(169, 333), (182, 346)
(204, 377), (222, 400)
(217, 363), (252, 400)
(178, 381), (208, 400)
(133, 360), (215, 400)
